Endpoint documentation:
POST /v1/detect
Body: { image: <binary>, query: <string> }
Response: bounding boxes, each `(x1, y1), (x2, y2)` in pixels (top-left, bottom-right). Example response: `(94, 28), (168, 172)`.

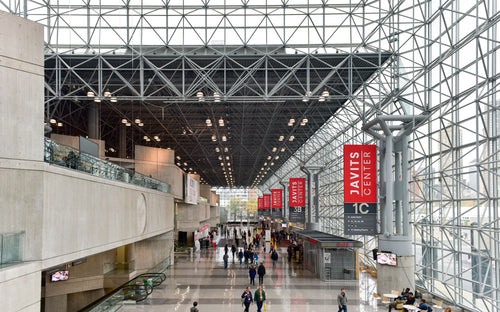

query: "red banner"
(344, 145), (377, 203)
(258, 197), (263, 210)
(272, 189), (283, 208)
(289, 178), (306, 206)
(263, 194), (271, 209)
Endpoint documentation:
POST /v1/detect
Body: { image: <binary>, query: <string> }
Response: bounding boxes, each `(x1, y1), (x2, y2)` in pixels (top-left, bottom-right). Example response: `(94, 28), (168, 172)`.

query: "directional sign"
(289, 206), (305, 223)
(344, 213), (377, 235)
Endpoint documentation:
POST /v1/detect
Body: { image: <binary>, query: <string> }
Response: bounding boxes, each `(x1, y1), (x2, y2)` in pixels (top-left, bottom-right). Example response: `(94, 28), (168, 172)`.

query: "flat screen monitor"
(377, 252), (397, 266)
(51, 270), (69, 282)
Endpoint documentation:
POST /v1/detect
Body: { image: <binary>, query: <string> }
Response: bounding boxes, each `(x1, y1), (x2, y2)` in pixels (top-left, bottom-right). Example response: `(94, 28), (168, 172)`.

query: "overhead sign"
(289, 178), (306, 207)
(343, 145), (377, 203)
(185, 174), (199, 205)
(263, 194), (272, 217)
(289, 206), (305, 223)
(271, 189), (282, 208)
(258, 197), (263, 217)
(343, 145), (377, 235)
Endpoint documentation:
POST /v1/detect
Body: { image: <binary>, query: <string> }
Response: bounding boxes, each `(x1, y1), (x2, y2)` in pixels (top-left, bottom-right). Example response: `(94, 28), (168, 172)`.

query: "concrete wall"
(134, 145), (184, 199)
(0, 262), (41, 312)
(0, 158), (174, 268)
(0, 11), (44, 162)
(377, 256), (415, 296)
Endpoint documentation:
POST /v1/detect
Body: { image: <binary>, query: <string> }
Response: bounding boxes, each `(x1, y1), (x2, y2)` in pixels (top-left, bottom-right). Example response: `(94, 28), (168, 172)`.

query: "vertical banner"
(258, 197), (263, 217)
(343, 145), (377, 235)
(263, 194), (272, 217)
(289, 178), (306, 206)
(289, 178), (306, 223)
(272, 189), (283, 218)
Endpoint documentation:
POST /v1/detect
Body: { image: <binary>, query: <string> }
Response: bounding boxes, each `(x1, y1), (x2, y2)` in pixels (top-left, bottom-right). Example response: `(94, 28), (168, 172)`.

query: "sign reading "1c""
(344, 203), (377, 214)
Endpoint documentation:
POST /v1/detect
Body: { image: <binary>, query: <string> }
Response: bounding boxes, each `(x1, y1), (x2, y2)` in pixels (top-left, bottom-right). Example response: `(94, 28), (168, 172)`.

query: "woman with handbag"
(241, 286), (253, 312)
(253, 285), (266, 312)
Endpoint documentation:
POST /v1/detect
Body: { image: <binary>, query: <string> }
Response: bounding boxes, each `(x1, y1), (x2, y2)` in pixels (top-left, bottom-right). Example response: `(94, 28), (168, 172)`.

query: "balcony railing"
(44, 138), (170, 193)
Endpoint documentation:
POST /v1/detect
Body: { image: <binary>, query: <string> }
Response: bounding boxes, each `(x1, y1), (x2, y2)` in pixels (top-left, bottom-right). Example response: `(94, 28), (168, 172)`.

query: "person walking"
(249, 265), (256, 285)
(287, 245), (292, 262)
(190, 301), (199, 312)
(238, 249), (244, 265)
(253, 285), (266, 312)
(223, 252), (229, 269)
(271, 249), (278, 268)
(241, 286), (253, 312)
(337, 288), (347, 312)
(257, 263), (266, 285)
(232, 244), (237, 261)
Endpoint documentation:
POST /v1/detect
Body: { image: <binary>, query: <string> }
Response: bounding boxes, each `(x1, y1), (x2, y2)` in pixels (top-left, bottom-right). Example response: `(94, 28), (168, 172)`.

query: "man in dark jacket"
(249, 265), (256, 285)
(257, 263), (266, 285)
(271, 250), (278, 268)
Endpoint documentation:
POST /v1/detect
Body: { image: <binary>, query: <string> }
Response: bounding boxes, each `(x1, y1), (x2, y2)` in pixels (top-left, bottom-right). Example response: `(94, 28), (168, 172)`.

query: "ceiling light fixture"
(206, 118), (212, 126)
(267, 156), (272, 160)
(50, 118), (57, 124)
(289, 135), (295, 141)
(281, 147), (285, 152)
(318, 96), (325, 102)
(224, 147), (228, 152)
(222, 135), (227, 142)
(176, 156), (181, 160)
(57, 122), (63, 127)
(125, 122), (131, 126)
(215, 147), (220, 152)
(272, 147), (277, 152)
(219, 118), (224, 127)
(196, 91), (204, 97)
(110, 97), (117, 103)
(275, 156), (279, 160)
(212, 135), (217, 142)
(94, 97), (101, 102)
(321, 90), (330, 97)
(218, 156), (223, 160)
(279, 136), (284, 141)
(87, 91), (95, 97)
(104, 91), (111, 97)
(135, 118), (141, 124)
(138, 122), (144, 127)
(183, 162), (188, 166)
(121, 118), (128, 124)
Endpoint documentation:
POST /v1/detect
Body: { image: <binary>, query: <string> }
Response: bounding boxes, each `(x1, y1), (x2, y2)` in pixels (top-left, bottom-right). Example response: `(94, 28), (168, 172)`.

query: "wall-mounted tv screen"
(377, 252), (397, 266)
(51, 270), (69, 282)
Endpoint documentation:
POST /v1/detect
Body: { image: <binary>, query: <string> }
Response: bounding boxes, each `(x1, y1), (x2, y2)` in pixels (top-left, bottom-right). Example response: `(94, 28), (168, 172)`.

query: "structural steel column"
(88, 102), (100, 140)
(279, 181), (289, 220)
(119, 124), (127, 158)
(384, 134), (393, 236)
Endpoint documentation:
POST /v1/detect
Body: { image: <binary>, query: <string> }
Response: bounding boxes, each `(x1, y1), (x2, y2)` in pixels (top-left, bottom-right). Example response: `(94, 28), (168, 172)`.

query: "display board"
(343, 145), (377, 235)
(185, 174), (199, 205)
(262, 194), (271, 217)
(258, 197), (263, 217)
(271, 189), (282, 218)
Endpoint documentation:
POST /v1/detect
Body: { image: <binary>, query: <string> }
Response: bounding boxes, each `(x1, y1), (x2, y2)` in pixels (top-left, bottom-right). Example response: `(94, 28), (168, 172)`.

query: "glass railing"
(44, 138), (170, 193)
(0, 232), (24, 269)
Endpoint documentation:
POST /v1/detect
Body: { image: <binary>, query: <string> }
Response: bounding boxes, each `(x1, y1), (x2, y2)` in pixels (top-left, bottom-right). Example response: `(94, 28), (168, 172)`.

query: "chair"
(392, 290), (400, 296)
(433, 300), (444, 310)
(373, 293), (381, 300)
(382, 296), (391, 304)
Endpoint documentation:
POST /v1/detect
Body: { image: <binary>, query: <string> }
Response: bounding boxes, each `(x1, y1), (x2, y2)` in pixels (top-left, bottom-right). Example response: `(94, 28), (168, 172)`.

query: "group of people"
(388, 288), (453, 311)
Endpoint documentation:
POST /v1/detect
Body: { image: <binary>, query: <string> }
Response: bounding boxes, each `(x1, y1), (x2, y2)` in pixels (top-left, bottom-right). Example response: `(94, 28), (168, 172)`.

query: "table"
(383, 294), (399, 299)
(403, 305), (421, 311)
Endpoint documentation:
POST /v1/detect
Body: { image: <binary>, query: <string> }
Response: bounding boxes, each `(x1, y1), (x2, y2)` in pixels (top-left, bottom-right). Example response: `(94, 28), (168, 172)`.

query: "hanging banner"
(289, 178), (306, 207)
(272, 189), (283, 218)
(343, 145), (377, 203)
(271, 189), (283, 208)
(343, 145), (378, 235)
(263, 194), (272, 217)
(258, 197), (263, 217)
(185, 174), (200, 205)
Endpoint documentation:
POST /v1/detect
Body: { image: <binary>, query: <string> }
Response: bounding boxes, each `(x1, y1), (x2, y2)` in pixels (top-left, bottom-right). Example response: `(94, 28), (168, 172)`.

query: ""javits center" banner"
(289, 178), (306, 223)
(343, 145), (377, 235)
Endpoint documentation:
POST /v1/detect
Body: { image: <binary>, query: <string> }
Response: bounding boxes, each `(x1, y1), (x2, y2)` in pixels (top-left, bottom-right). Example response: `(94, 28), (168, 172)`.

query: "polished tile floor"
(121, 241), (386, 312)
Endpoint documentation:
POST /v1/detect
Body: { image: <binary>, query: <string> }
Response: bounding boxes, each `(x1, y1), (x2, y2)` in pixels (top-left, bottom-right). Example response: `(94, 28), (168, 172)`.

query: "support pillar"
(362, 115), (427, 296)
(119, 124), (127, 158)
(300, 166), (324, 231)
(279, 181), (289, 220)
(88, 102), (100, 140)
